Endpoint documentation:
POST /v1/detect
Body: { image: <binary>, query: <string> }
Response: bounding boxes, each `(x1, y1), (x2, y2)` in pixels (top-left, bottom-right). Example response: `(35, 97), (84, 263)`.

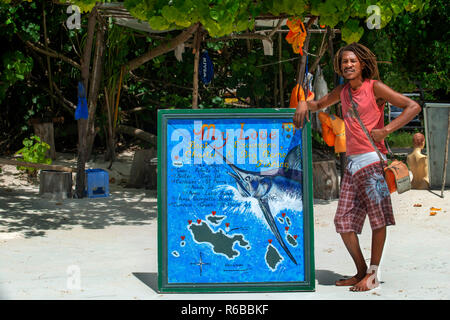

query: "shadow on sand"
(133, 270), (352, 292)
(133, 272), (159, 293)
(0, 187), (157, 238)
(315, 269), (346, 286)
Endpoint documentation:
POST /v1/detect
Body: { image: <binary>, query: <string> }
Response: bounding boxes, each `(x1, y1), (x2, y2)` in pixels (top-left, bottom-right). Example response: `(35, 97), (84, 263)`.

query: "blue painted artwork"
(166, 118), (304, 284)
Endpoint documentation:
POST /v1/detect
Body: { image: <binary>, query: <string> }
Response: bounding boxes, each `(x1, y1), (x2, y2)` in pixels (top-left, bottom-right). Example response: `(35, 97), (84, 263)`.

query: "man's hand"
(371, 127), (389, 142)
(293, 101), (309, 128)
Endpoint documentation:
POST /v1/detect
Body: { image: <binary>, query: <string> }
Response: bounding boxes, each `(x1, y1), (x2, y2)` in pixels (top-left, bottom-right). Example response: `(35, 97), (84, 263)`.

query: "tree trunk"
(32, 121), (56, 160)
(126, 149), (157, 189)
(81, 7), (97, 89)
(75, 8), (97, 198)
(312, 160), (339, 200)
(116, 125), (157, 146)
(85, 21), (106, 161)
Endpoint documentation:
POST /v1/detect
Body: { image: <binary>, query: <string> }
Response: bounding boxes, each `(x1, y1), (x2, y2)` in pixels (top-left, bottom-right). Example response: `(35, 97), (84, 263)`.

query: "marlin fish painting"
(213, 144), (303, 265)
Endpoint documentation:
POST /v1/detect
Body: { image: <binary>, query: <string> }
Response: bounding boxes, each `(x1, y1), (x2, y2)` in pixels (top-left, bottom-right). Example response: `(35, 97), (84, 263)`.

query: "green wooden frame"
(157, 108), (315, 293)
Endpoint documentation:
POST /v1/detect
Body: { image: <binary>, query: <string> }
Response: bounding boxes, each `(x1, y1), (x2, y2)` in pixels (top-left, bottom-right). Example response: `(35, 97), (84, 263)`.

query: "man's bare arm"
(293, 84), (343, 128)
(371, 81), (421, 142)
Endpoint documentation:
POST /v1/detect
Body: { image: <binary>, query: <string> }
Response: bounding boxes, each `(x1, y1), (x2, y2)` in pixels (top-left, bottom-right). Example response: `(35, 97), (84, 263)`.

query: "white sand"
(0, 152), (449, 300)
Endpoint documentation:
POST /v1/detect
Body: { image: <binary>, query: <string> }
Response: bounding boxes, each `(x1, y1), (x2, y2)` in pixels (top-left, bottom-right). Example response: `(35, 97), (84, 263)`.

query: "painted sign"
(158, 109), (314, 292)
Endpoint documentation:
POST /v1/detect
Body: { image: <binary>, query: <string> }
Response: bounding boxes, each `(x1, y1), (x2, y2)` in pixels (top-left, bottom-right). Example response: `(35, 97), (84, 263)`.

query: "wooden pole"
(296, 17), (317, 86)
(42, 1), (54, 110)
(278, 32), (284, 108)
(441, 110), (450, 197)
(327, 27), (346, 182)
(310, 32), (328, 74)
(274, 68), (278, 107)
(104, 87), (115, 165)
(296, 33), (311, 86)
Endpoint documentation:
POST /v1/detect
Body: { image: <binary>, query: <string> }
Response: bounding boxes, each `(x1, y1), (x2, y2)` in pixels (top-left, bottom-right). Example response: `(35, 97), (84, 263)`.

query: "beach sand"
(0, 151), (449, 300)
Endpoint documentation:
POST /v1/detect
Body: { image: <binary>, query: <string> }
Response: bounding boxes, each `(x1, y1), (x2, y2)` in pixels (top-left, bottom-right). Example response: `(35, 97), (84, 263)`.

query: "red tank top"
(340, 79), (388, 156)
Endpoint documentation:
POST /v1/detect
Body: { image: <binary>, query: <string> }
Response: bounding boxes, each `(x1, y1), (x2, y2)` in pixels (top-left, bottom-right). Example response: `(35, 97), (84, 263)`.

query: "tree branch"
(268, 18), (285, 38)
(17, 34), (81, 70)
(116, 124), (157, 145)
(41, 84), (76, 115)
(124, 23), (200, 72)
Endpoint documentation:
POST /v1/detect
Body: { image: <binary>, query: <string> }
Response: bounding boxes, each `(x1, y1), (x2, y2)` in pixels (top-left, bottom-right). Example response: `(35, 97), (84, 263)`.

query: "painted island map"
(166, 118), (305, 284)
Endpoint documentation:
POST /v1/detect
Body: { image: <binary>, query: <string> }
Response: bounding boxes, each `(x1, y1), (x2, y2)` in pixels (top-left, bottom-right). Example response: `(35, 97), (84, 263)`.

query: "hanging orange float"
(285, 18), (307, 55)
(318, 112), (346, 153)
(289, 84), (314, 108)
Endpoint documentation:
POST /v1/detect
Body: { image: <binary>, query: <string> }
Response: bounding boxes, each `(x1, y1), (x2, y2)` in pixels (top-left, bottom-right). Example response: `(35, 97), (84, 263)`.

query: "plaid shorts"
(335, 161), (395, 234)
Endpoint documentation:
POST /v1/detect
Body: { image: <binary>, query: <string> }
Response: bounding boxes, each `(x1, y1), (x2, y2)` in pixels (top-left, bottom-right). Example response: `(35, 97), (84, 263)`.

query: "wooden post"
(32, 121), (56, 160)
(274, 68), (278, 107)
(296, 17), (317, 87)
(127, 148), (157, 189)
(296, 32), (311, 86)
(104, 86), (115, 165)
(327, 27), (346, 182)
(278, 32), (284, 108)
(312, 160), (339, 200)
(42, 1), (54, 110)
(327, 27), (338, 101)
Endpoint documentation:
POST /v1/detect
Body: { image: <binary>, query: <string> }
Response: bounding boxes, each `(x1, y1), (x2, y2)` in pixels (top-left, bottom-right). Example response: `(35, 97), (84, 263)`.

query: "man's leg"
(350, 226), (386, 291)
(335, 231), (368, 286)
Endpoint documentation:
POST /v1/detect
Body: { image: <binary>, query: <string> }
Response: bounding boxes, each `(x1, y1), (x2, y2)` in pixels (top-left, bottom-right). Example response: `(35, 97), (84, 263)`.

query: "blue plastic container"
(85, 169), (109, 198)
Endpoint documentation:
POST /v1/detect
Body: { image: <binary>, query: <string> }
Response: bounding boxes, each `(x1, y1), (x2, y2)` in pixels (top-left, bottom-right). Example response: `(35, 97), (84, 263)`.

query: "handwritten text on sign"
(170, 121), (297, 168)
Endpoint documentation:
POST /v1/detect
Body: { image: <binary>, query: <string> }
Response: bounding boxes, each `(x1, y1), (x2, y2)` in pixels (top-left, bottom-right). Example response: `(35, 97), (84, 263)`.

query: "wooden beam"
(0, 159), (75, 173)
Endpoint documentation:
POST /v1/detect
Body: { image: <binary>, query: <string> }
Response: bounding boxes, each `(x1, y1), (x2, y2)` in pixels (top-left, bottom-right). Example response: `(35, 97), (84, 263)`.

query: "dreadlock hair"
(333, 42), (380, 80)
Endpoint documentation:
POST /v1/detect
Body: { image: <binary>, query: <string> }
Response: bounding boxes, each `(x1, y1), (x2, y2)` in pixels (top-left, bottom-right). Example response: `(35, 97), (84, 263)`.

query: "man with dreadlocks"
(293, 42), (421, 292)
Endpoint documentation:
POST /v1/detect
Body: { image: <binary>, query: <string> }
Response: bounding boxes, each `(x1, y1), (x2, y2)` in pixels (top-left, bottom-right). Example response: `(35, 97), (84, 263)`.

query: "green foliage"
(385, 130), (418, 148)
(2, 0), (431, 42)
(15, 135), (51, 175)
(341, 19), (364, 44)
(360, 0), (449, 100)
(0, 50), (33, 101)
(57, 0), (428, 42)
(0, 0), (441, 156)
